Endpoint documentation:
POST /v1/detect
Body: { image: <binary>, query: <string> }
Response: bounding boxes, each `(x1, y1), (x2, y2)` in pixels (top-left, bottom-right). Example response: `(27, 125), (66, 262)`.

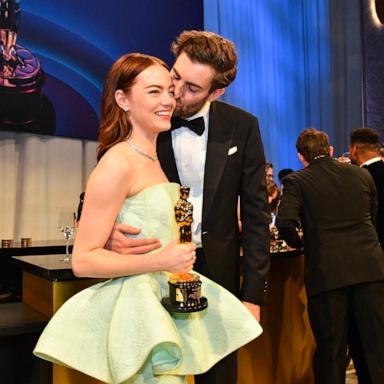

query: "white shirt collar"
(360, 156), (382, 167)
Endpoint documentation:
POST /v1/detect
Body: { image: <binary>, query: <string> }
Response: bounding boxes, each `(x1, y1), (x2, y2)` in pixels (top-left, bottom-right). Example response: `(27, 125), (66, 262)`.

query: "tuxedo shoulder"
(367, 160), (384, 171)
(212, 101), (257, 122)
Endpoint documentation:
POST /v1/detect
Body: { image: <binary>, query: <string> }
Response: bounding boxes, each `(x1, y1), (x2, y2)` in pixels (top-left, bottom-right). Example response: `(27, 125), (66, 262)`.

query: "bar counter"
(13, 254), (104, 384)
(12, 254), (76, 281)
(238, 251), (315, 384)
(12, 251), (315, 384)
(1, 241), (72, 302)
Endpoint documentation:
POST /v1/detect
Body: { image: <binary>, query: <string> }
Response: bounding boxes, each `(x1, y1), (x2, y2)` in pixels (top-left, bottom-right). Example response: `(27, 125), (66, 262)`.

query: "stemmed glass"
(58, 211), (75, 263)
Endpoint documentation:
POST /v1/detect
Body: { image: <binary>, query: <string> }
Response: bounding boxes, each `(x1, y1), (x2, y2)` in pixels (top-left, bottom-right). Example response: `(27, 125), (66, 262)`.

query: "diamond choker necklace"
(126, 139), (158, 162)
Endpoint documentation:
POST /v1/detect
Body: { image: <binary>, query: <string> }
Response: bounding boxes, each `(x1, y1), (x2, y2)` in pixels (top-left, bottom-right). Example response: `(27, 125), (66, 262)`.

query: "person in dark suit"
(350, 127), (384, 246)
(276, 128), (384, 384)
(108, 30), (271, 384)
(347, 127), (384, 384)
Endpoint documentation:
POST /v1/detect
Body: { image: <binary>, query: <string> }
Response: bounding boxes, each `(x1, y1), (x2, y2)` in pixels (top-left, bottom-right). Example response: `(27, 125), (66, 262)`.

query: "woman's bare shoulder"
(89, 142), (135, 189)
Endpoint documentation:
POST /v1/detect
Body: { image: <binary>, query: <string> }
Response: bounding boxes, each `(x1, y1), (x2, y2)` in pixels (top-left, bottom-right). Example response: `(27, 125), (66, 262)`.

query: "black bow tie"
(171, 117), (205, 136)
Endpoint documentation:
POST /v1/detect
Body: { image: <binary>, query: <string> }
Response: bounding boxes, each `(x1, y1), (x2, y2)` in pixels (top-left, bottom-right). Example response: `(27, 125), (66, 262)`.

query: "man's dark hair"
(171, 30), (237, 91)
(350, 128), (380, 151)
(296, 128), (330, 163)
(278, 168), (293, 182)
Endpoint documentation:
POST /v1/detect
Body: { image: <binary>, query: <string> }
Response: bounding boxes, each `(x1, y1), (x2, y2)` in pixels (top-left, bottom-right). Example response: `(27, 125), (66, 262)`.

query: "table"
(13, 254), (104, 384)
(0, 241), (71, 302)
(238, 252), (315, 384)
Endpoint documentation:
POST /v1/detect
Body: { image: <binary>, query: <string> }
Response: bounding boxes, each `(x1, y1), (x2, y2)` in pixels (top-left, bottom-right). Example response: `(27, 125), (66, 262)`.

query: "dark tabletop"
(12, 254), (77, 281)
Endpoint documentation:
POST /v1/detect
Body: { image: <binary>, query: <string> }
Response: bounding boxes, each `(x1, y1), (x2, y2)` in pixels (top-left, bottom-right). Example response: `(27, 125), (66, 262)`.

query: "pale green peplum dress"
(34, 183), (262, 384)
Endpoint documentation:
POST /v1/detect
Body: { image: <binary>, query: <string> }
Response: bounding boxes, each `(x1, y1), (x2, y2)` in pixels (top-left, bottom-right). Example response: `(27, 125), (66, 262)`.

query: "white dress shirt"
(171, 102), (210, 247)
(360, 156), (383, 167)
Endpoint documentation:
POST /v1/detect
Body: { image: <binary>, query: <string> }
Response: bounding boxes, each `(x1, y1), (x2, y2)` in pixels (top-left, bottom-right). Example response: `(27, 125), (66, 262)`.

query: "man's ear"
(115, 89), (130, 112)
(208, 88), (225, 102)
(297, 152), (308, 167)
(329, 145), (334, 157)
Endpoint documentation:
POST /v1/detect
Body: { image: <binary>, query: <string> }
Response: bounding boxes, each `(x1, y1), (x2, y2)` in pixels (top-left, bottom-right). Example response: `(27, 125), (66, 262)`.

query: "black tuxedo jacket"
(364, 159), (384, 246)
(157, 101), (270, 305)
(276, 156), (384, 297)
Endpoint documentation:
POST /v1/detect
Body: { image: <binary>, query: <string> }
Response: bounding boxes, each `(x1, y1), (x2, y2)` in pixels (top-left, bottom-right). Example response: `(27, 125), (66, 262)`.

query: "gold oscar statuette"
(161, 186), (208, 313)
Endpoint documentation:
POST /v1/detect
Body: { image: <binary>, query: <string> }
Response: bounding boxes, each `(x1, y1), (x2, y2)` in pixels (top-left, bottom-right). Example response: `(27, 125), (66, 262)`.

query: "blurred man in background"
(277, 128), (384, 384)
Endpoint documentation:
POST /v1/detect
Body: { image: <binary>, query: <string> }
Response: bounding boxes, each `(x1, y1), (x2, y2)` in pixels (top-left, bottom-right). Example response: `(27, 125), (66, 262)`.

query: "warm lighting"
(369, 0), (384, 28)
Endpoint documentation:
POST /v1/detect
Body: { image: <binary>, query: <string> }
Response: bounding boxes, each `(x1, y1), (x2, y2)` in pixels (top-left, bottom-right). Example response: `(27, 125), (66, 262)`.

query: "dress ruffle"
(34, 272), (262, 383)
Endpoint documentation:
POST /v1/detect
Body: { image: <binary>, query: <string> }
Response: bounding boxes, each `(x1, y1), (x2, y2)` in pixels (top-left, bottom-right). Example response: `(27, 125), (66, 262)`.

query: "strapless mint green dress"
(34, 183), (262, 384)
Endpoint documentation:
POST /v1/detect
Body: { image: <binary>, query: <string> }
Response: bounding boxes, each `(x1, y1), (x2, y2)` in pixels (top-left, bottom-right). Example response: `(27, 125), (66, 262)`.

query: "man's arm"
(106, 223), (161, 254)
(240, 117), (271, 306)
(364, 169), (379, 229)
(275, 176), (303, 249)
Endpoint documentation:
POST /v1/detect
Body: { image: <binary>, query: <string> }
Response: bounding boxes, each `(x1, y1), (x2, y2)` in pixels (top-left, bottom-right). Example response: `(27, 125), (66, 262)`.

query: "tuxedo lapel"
(203, 102), (235, 221)
(157, 131), (181, 184)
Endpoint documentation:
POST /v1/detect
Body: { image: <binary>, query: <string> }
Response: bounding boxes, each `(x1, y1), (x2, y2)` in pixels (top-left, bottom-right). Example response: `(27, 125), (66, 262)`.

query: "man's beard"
(173, 96), (210, 119)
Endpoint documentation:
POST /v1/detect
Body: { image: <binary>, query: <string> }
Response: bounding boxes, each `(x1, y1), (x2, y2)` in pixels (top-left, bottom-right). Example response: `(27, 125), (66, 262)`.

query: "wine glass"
(58, 211), (75, 263)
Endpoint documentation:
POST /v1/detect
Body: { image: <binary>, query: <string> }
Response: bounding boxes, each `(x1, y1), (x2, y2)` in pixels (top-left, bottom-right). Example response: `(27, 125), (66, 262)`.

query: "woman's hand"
(158, 240), (197, 274)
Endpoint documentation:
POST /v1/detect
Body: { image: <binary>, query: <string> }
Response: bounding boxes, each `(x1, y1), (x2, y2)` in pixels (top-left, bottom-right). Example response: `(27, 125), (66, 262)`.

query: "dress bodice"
(116, 182), (180, 249)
